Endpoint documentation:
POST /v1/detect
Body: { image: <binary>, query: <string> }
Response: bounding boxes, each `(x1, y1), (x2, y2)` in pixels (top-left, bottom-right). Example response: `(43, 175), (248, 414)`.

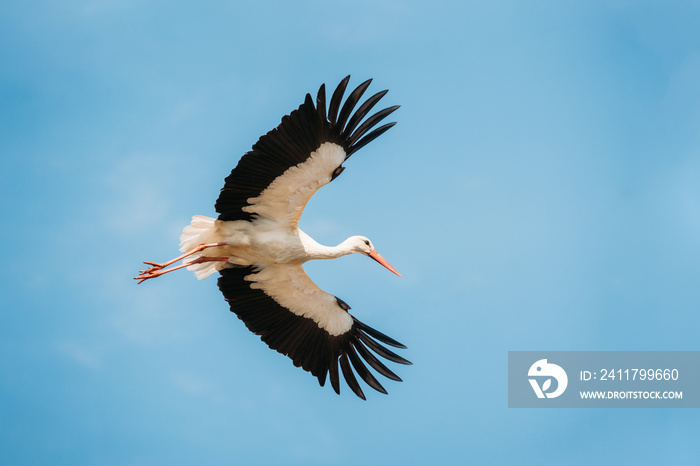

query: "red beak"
(368, 249), (402, 277)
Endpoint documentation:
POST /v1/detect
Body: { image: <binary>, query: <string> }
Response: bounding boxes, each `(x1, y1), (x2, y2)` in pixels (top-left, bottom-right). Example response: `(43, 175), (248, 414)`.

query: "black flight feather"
(339, 352), (365, 400)
(328, 75), (350, 125)
(336, 78), (372, 132)
(342, 89), (389, 140)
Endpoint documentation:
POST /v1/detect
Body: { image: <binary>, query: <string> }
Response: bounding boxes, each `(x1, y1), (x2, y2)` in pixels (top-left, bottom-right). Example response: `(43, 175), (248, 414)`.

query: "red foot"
(139, 261), (167, 275)
(135, 269), (167, 284)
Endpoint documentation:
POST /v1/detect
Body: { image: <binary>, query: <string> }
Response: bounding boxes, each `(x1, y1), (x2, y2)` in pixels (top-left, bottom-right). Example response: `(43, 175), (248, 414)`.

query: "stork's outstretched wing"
(218, 265), (411, 399)
(215, 76), (399, 227)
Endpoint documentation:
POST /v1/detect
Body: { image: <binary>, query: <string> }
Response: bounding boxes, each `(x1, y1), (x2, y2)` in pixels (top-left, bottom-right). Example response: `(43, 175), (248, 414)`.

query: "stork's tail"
(179, 215), (230, 280)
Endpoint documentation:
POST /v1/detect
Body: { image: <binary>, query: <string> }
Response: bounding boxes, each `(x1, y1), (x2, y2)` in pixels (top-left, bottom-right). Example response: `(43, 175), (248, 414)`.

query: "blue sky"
(2, 1), (700, 464)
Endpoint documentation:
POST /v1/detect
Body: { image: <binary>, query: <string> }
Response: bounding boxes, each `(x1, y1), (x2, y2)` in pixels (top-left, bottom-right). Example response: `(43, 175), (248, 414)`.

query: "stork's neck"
(299, 230), (356, 260)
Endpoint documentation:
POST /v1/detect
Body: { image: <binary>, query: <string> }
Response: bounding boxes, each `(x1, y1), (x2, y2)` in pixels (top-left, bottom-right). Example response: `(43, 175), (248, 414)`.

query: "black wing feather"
(336, 78), (372, 132)
(353, 317), (407, 349)
(218, 266), (409, 399)
(215, 76), (398, 221)
(316, 84), (327, 123)
(357, 330), (412, 366)
(354, 340), (403, 382)
(329, 354), (341, 394)
(346, 344), (387, 395)
(339, 352), (365, 400)
(349, 122), (398, 157)
(342, 89), (389, 140)
(328, 75), (350, 125)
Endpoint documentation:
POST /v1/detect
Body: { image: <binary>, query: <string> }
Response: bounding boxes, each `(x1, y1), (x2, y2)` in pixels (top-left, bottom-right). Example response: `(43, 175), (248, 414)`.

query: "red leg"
(138, 242), (227, 275)
(135, 256), (229, 284)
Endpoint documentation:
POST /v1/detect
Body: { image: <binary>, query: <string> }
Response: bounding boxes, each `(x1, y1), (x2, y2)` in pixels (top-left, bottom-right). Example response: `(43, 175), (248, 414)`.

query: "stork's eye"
(363, 240), (370, 246)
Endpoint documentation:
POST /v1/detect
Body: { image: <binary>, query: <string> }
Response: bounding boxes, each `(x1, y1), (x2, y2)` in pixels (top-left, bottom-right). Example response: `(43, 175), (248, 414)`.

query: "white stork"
(135, 76), (409, 399)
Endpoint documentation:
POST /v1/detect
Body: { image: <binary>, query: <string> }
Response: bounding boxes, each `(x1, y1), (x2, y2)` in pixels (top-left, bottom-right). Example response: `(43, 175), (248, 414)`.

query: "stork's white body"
(181, 216), (372, 277)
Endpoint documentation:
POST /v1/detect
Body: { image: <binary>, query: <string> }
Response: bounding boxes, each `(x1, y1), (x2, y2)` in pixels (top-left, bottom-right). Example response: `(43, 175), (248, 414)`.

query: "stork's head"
(348, 236), (401, 277)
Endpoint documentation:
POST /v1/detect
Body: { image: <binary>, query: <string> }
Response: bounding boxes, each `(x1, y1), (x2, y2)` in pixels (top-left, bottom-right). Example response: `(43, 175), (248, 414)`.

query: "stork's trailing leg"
(135, 256), (229, 284)
(138, 242), (227, 274)
(136, 242), (228, 283)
